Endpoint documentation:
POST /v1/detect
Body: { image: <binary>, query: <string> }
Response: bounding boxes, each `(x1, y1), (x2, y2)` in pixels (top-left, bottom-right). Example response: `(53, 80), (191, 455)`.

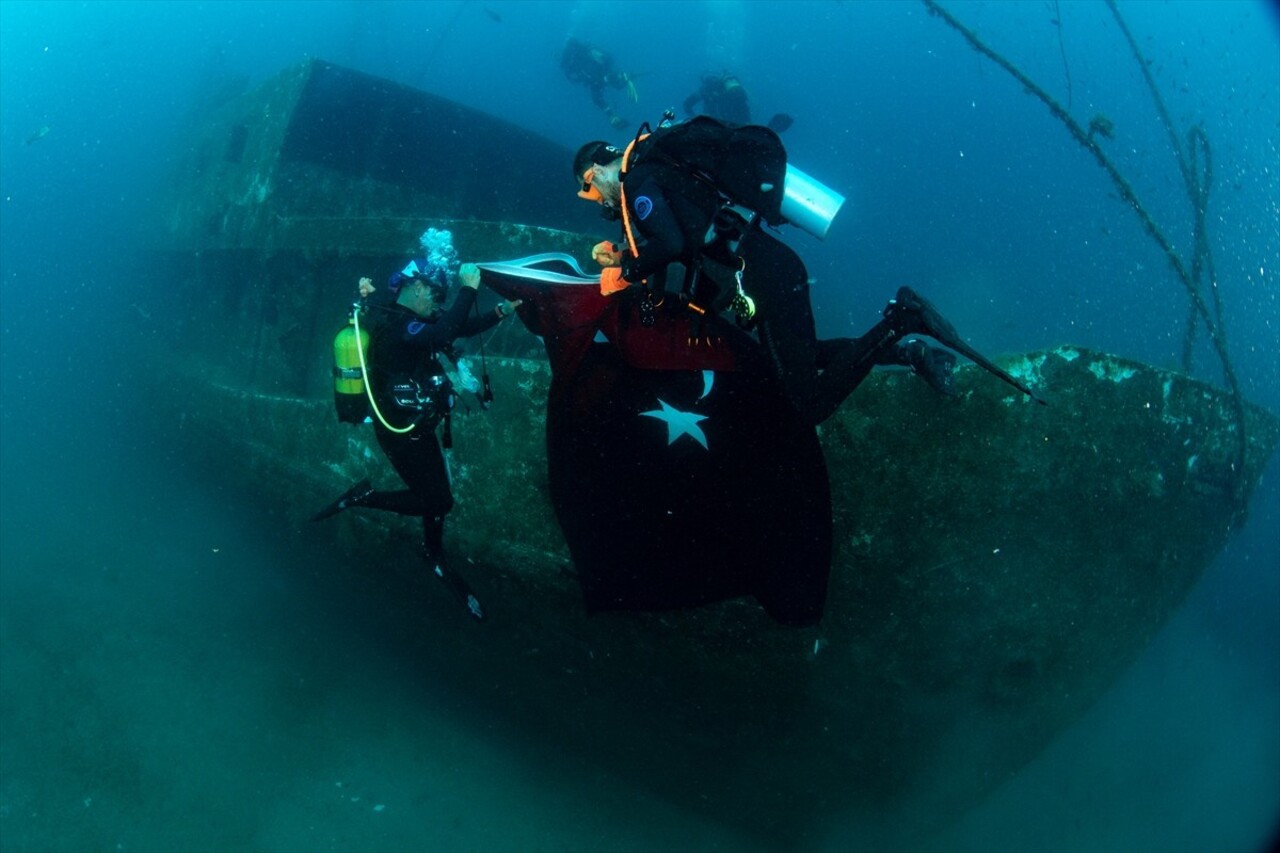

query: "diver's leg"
(401, 435), (455, 561)
(306, 426), (424, 521)
(355, 427), (447, 517)
(761, 309), (957, 423)
(422, 515), (445, 563)
(372, 427), (457, 568)
(412, 442), (485, 620)
(352, 489), (420, 514)
(742, 231), (882, 424)
(817, 317), (958, 392)
(742, 232), (960, 423)
(308, 478), (375, 522)
(815, 337), (860, 370)
(350, 425), (435, 512)
(739, 231), (824, 421)
(385, 442), (486, 620)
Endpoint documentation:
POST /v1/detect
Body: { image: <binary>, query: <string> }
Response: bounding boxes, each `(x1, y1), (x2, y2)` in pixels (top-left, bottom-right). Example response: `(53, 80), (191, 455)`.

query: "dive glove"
(599, 266), (630, 295)
(592, 241), (623, 267)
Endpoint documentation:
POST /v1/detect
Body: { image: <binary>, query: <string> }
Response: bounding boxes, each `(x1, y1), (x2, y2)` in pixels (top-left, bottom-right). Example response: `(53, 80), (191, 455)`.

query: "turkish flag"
(480, 256), (831, 626)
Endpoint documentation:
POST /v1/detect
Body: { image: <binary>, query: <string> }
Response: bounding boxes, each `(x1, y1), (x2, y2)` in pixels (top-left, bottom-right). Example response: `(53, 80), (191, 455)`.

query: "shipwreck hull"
(153, 335), (1279, 840)
(143, 58), (1280, 842)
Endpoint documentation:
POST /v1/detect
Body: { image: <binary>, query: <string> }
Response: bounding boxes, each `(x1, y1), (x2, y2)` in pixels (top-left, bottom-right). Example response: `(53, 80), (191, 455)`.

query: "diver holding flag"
(313, 229), (521, 621)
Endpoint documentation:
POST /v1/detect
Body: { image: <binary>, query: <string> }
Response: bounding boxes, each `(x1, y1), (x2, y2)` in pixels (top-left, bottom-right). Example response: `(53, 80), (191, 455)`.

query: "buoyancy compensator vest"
(630, 115), (845, 240)
(388, 372), (455, 429)
(630, 116), (789, 226)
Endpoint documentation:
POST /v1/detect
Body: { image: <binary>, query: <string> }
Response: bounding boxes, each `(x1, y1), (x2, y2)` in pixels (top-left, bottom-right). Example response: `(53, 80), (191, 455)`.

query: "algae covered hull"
(158, 337), (1279, 838)
(146, 59), (1279, 841)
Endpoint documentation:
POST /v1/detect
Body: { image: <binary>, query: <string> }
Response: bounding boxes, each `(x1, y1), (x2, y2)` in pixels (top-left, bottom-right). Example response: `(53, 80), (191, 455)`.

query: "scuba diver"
(573, 120), (966, 427)
(311, 256), (521, 620)
(682, 72), (793, 134)
(560, 37), (637, 130)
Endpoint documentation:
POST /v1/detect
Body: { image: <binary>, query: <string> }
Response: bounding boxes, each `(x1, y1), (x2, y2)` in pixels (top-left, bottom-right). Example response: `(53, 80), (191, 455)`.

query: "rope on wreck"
(922, 0), (1251, 519)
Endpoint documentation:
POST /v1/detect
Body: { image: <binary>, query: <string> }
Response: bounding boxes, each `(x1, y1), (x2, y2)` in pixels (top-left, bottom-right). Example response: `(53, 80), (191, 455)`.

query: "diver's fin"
(765, 113), (793, 134)
(886, 287), (1048, 405)
(884, 287), (961, 343)
(308, 478), (373, 522)
(429, 558), (486, 621)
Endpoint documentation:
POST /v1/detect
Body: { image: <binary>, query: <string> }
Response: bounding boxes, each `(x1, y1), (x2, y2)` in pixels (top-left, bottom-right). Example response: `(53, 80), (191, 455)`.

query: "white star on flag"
(641, 399), (709, 449)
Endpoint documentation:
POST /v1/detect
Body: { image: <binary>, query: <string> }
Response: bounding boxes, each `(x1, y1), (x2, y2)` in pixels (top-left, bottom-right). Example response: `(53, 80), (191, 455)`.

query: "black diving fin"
(886, 287), (1049, 406)
(430, 558), (486, 622)
(308, 478), (374, 522)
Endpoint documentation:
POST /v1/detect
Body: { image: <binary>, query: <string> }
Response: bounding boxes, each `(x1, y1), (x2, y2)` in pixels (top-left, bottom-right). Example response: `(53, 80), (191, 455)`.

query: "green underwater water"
(2, 0), (1277, 847)
(1, 405), (1277, 852)
(0, 426), (765, 852)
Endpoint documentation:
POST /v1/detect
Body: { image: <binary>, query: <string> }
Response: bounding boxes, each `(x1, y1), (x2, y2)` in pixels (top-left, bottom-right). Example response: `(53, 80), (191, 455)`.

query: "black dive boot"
(895, 339), (959, 396)
(308, 478), (373, 522)
(881, 285), (1050, 406)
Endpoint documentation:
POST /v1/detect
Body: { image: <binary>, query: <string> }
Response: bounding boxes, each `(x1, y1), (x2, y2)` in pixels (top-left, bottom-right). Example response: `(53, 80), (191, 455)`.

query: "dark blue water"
(2, 2), (1277, 850)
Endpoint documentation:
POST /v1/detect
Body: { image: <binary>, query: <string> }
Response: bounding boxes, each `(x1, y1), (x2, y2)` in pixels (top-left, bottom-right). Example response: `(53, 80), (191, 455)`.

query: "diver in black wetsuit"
(573, 127), (959, 426)
(560, 37), (637, 130)
(310, 261), (520, 614)
(682, 72), (793, 134)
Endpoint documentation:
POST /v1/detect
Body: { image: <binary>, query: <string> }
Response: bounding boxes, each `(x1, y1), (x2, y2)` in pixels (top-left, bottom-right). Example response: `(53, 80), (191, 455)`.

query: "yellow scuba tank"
(332, 310), (371, 424)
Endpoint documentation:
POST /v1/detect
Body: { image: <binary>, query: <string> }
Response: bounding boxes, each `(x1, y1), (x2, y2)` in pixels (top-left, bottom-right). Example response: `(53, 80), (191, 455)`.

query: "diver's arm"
(618, 177), (687, 283)
(439, 288), (478, 335)
(459, 304), (504, 337)
(452, 264), (518, 338)
(395, 286), (478, 351)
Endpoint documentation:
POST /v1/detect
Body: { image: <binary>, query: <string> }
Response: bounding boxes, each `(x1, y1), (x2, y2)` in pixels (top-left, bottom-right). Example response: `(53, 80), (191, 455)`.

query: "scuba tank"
(780, 164), (845, 240)
(630, 114), (846, 240)
(332, 308), (371, 424)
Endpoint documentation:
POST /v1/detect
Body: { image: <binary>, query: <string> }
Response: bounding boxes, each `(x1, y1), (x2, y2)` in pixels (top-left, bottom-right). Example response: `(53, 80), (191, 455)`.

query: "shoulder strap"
(618, 132), (650, 261)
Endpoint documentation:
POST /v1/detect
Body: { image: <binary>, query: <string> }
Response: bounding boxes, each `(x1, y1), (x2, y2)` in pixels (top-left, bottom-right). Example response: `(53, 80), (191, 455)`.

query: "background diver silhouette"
(682, 71), (794, 134)
(560, 37), (637, 130)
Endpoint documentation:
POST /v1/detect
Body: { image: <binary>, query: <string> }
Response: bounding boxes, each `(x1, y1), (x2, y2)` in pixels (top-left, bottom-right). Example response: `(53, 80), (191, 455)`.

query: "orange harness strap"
(617, 133), (648, 262)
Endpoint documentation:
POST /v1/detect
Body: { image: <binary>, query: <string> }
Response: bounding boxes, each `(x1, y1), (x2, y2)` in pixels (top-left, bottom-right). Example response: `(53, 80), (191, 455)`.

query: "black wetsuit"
(615, 127), (897, 425)
(363, 289), (500, 562)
